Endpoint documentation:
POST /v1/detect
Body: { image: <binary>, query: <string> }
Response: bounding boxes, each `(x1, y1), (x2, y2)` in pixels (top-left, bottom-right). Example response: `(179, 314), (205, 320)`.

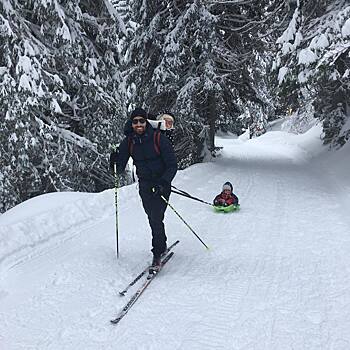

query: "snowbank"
(0, 190), (114, 277)
(220, 124), (325, 165)
(317, 141), (350, 207)
(2, 126), (350, 349)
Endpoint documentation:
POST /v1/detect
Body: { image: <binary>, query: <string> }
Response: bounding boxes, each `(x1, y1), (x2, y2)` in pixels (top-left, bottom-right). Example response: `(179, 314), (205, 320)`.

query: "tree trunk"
(207, 93), (217, 152)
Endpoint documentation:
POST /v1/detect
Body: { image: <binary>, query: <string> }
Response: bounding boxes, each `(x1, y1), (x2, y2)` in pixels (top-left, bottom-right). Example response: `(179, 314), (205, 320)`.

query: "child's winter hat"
(157, 112), (175, 123)
(158, 113), (175, 129)
(222, 182), (233, 192)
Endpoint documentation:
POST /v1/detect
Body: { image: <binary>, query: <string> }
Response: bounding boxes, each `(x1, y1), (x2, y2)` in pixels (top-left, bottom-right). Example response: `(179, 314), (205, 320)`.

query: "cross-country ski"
(111, 252), (174, 325)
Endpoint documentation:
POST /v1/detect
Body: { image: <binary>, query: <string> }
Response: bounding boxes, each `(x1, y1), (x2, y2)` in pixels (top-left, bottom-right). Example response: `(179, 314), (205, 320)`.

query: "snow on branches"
(274, 0), (350, 147)
(0, 0), (126, 213)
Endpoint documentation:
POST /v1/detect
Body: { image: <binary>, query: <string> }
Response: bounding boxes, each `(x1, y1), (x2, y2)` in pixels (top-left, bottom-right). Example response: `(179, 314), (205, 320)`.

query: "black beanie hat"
(130, 108), (148, 120)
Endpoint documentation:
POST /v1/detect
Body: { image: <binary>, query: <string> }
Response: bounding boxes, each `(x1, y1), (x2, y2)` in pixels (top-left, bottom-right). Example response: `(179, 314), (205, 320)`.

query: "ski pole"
(171, 187), (213, 207)
(160, 194), (209, 250)
(111, 145), (120, 259)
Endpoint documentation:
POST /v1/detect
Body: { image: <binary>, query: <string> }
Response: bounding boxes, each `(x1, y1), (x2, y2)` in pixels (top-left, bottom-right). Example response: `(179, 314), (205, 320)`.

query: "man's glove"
(152, 179), (170, 196)
(109, 149), (119, 173)
(214, 199), (223, 206)
(152, 184), (165, 196)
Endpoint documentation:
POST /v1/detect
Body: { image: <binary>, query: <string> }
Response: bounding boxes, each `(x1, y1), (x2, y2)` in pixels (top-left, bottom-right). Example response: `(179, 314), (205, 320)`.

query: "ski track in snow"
(1, 135), (350, 349)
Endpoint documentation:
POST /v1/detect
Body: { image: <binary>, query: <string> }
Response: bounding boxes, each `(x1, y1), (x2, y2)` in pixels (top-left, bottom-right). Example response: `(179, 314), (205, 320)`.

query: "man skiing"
(110, 108), (177, 273)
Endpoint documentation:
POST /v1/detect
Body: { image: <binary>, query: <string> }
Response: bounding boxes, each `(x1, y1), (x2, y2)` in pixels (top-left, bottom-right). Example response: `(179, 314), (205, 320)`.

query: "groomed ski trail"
(1, 135), (350, 350)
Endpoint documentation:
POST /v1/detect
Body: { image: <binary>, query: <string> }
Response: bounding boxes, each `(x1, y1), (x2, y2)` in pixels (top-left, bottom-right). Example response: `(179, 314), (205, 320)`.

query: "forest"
(1, 0), (349, 213)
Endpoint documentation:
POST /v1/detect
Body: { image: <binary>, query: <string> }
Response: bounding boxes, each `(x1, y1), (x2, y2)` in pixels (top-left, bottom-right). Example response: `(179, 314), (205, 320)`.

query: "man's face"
(131, 117), (147, 135)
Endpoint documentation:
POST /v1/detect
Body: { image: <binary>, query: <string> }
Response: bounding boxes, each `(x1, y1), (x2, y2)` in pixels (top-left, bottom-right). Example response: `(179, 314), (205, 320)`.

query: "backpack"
(128, 129), (161, 156)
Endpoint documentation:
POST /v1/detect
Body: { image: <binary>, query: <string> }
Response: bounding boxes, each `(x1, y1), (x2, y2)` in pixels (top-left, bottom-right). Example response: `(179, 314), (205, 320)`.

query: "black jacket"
(117, 121), (177, 185)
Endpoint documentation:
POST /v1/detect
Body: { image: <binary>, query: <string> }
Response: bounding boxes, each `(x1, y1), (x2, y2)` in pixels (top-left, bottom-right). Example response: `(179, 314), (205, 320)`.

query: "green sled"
(214, 204), (240, 213)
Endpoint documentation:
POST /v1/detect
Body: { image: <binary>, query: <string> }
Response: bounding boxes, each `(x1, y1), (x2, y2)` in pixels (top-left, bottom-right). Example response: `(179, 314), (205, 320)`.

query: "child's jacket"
(213, 192), (239, 206)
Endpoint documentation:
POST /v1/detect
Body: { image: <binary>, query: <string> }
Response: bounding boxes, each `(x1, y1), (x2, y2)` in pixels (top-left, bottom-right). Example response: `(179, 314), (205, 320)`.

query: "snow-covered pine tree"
(274, 0), (350, 147)
(0, 0), (126, 213)
(124, 0), (216, 167)
(213, 0), (284, 138)
(125, 0), (276, 166)
(111, 0), (130, 21)
(154, 1), (225, 160)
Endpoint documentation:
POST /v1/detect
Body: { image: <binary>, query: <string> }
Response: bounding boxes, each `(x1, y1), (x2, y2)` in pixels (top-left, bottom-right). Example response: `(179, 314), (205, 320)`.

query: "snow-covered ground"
(1, 124), (350, 350)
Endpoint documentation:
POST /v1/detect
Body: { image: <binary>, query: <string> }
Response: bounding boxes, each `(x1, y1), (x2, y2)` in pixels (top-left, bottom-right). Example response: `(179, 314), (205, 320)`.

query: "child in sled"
(213, 182), (239, 208)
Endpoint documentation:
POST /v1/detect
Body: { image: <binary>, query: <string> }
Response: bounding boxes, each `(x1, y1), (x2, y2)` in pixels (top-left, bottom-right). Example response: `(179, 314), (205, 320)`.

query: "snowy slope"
(1, 125), (350, 350)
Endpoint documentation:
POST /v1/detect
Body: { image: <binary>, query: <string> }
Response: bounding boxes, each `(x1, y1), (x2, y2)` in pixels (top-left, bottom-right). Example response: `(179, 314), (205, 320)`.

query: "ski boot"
(148, 256), (162, 277)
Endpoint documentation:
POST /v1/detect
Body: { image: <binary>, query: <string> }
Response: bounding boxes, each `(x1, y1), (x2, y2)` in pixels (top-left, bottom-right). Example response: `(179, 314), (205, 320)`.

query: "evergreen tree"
(125, 0), (217, 167)
(212, 0), (274, 138)
(125, 0), (277, 166)
(0, 0), (126, 213)
(274, 0), (350, 146)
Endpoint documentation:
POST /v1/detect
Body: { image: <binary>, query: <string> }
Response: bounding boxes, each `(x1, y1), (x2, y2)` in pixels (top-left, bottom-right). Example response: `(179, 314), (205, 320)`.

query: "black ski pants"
(139, 181), (171, 258)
